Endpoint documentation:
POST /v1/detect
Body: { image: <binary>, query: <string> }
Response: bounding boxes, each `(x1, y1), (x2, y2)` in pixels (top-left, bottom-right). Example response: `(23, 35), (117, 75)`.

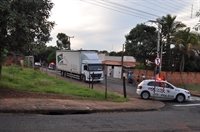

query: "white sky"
(47, 0), (200, 52)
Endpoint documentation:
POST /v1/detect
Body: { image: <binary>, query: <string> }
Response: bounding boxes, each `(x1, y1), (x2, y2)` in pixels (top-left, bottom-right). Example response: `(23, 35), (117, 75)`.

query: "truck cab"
(81, 60), (104, 82)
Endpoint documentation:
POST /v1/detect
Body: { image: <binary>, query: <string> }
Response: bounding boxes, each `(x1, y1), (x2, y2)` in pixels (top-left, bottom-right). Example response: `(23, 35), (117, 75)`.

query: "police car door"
(153, 82), (163, 97)
(164, 83), (176, 99)
(155, 82), (167, 98)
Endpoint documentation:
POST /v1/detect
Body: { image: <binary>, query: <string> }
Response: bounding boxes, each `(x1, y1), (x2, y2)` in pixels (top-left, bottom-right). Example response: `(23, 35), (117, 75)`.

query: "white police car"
(136, 79), (190, 102)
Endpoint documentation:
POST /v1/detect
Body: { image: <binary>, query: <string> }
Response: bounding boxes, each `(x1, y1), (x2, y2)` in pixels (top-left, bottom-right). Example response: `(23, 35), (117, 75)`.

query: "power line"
(142, 0), (176, 13)
(95, 0), (154, 18)
(80, 0), (149, 20)
(80, 0), (197, 28)
(124, 0), (169, 15)
(155, 0), (191, 13)
(166, 1), (191, 12)
(101, 0), (160, 18)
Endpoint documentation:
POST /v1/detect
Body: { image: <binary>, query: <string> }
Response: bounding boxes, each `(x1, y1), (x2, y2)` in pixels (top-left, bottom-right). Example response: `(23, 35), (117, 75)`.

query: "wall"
(98, 54), (135, 62)
(133, 69), (200, 85)
(5, 55), (23, 66)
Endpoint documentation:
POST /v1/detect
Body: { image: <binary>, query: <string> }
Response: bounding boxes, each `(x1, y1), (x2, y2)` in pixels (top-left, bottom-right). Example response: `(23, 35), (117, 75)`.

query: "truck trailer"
(56, 50), (104, 82)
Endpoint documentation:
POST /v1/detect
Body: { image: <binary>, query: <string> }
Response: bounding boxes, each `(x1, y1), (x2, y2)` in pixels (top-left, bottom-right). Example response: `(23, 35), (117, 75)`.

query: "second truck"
(56, 50), (104, 82)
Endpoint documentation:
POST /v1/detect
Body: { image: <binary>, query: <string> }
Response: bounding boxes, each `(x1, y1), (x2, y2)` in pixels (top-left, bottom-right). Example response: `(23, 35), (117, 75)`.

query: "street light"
(67, 36), (74, 50)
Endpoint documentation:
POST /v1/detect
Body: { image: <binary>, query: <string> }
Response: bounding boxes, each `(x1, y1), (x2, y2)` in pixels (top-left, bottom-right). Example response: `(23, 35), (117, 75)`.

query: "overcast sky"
(47, 0), (199, 52)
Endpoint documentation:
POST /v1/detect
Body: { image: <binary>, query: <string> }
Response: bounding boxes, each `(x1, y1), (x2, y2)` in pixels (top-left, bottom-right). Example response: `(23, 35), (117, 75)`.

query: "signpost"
(155, 57), (161, 66)
(153, 57), (161, 101)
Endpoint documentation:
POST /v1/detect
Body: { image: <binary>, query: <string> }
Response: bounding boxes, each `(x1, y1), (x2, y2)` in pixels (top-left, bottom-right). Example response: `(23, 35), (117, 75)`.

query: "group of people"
(127, 72), (146, 85)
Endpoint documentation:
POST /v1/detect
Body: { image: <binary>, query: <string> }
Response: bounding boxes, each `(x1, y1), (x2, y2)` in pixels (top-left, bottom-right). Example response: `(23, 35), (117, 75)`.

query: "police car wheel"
(176, 94), (185, 103)
(141, 91), (150, 100)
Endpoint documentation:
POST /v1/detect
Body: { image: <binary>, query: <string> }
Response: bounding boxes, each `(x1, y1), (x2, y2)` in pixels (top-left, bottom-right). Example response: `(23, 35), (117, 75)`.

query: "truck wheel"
(61, 71), (64, 76)
(82, 75), (86, 82)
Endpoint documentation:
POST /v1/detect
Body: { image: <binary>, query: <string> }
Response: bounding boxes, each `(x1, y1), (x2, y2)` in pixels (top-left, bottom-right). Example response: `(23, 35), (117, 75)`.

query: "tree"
(174, 28), (199, 72)
(0, 0), (55, 79)
(47, 50), (56, 63)
(56, 33), (71, 50)
(159, 14), (186, 71)
(38, 46), (58, 64)
(99, 50), (108, 54)
(109, 51), (117, 56)
(32, 42), (47, 62)
(174, 27), (199, 88)
(124, 23), (157, 70)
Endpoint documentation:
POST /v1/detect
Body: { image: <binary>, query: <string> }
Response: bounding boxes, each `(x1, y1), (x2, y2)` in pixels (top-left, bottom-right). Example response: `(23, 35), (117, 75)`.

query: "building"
(98, 54), (136, 79)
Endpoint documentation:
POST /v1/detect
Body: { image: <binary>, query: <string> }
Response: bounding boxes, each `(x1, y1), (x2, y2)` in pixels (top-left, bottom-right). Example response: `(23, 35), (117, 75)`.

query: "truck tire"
(61, 71), (64, 76)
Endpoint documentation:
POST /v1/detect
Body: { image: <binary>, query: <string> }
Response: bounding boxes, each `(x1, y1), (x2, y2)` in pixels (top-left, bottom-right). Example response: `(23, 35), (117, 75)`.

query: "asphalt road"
(0, 104), (199, 132)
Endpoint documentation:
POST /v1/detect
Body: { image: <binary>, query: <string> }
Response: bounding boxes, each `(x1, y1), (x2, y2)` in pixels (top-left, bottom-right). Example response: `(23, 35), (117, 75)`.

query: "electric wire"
(80, 0), (198, 29)
(81, 0), (198, 21)
(95, 0), (154, 19)
(80, 0), (149, 20)
(142, 0), (176, 13)
(101, 0), (160, 18)
(154, 0), (192, 12)
(124, 0), (169, 15)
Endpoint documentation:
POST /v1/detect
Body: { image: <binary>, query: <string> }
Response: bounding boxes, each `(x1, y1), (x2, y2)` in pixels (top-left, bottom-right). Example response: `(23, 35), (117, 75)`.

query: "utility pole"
(121, 44), (124, 79)
(149, 20), (162, 77)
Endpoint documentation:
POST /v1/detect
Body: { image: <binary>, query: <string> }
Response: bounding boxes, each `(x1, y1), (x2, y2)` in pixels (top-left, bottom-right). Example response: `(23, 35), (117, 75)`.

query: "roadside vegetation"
(0, 65), (129, 102)
(176, 84), (200, 91)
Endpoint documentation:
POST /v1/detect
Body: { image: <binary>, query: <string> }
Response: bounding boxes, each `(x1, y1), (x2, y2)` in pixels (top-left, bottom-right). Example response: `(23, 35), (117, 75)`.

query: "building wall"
(98, 54), (135, 62)
(4, 55), (23, 66)
(133, 69), (200, 85)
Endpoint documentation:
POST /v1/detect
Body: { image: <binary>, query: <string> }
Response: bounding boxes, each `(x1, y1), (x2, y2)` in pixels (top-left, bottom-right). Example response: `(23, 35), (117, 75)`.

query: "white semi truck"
(56, 50), (104, 82)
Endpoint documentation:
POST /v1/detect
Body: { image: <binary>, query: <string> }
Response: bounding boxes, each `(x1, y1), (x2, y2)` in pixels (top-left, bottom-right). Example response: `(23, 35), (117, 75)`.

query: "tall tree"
(174, 27), (199, 72)
(0, 0), (55, 79)
(159, 14), (186, 71)
(174, 27), (199, 87)
(125, 24), (157, 70)
(56, 33), (71, 50)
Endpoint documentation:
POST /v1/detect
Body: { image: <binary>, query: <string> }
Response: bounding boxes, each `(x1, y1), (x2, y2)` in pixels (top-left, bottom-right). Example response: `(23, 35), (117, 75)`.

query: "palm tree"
(174, 27), (199, 88)
(159, 14), (186, 71)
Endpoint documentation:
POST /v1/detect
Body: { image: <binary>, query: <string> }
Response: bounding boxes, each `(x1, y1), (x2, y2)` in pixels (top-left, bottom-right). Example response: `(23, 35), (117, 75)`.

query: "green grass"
(176, 84), (200, 91)
(1, 65), (129, 102)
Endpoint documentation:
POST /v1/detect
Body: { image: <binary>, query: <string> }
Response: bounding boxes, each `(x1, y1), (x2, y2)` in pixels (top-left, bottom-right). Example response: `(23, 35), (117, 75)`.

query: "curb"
(0, 108), (161, 115)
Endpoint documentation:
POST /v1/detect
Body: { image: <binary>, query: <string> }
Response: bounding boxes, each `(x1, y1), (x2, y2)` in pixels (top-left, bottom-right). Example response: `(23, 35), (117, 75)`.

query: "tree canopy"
(125, 23), (157, 70)
(124, 14), (200, 73)
(0, 0), (55, 79)
(56, 33), (71, 50)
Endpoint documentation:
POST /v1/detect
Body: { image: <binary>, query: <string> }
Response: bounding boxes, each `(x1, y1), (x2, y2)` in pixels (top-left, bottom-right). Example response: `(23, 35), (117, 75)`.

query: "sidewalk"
(0, 98), (165, 114)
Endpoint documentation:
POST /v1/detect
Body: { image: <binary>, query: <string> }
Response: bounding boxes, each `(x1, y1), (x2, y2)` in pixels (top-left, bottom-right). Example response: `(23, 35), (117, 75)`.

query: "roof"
(102, 60), (136, 68)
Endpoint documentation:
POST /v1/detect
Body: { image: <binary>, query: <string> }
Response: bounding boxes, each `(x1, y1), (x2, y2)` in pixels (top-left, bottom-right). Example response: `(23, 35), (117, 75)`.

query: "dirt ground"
(0, 87), (77, 99)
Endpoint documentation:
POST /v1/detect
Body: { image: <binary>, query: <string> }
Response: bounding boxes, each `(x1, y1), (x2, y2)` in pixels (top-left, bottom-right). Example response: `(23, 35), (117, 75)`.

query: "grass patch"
(1, 66), (129, 102)
(176, 84), (200, 91)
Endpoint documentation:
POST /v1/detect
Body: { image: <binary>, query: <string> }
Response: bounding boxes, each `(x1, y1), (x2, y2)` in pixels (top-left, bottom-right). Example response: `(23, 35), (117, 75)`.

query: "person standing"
(162, 76), (165, 81)
(142, 74), (146, 80)
(109, 69), (112, 76)
(136, 75), (140, 84)
(128, 72), (133, 84)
